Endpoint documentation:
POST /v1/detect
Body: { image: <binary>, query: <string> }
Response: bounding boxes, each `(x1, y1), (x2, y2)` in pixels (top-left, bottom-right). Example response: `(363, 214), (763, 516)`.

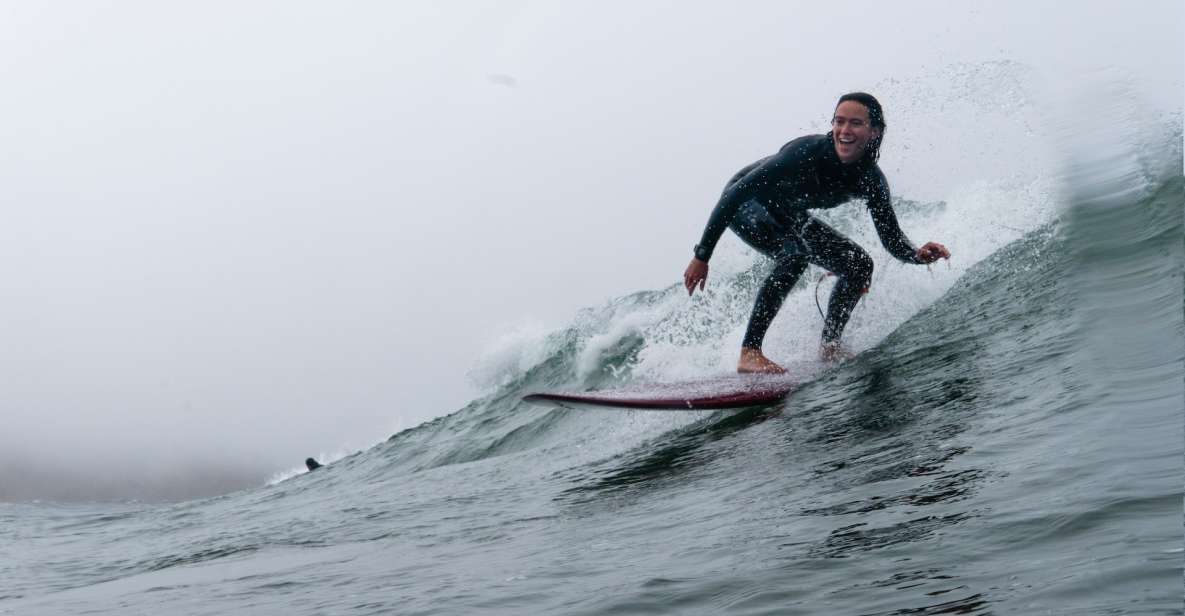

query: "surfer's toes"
(737, 361), (787, 374)
(738, 349), (787, 374)
(729, 348), (786, 371)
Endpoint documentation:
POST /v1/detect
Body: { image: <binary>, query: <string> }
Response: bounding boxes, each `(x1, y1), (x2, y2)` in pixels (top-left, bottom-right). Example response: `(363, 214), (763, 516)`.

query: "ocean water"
(3, 87), (1182, 613)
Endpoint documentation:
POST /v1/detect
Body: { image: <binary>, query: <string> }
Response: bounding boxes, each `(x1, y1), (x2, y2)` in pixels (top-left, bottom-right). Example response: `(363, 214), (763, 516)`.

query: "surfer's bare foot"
(819, 342), (855, 363)
(738, 348), (786, 374)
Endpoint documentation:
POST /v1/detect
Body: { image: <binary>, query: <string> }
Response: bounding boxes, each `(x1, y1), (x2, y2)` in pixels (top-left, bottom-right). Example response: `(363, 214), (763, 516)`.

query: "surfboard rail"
(522, 377), (796, 411)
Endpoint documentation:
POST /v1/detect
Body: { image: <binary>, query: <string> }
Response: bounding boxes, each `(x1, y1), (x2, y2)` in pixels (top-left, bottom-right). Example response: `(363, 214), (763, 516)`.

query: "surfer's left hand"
(916, 242), (950, 264)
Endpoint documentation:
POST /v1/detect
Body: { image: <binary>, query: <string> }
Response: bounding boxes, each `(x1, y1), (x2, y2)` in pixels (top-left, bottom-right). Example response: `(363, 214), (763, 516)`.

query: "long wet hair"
(829, 92), (886, 163)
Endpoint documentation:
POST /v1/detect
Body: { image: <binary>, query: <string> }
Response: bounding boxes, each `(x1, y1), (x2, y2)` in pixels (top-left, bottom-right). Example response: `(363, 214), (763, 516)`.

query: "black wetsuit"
(694, 134), (923, 349)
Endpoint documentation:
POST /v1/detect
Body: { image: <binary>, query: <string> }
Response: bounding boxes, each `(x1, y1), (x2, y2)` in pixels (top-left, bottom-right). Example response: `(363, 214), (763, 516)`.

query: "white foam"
(467, 322), (557, 390)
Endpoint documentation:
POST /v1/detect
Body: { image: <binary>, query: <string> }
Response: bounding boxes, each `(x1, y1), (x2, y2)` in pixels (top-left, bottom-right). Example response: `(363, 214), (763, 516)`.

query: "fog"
(1, 1), (1180, 501)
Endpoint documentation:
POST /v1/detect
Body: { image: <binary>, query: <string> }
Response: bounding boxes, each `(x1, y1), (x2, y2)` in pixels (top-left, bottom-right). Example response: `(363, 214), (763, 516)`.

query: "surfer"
(305, 457), (323, 471)
(683, 92), (950, 372)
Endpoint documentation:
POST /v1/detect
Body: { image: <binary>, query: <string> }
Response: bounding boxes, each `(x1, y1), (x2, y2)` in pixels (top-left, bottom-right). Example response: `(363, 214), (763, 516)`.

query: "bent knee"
(841, 250), (873, 286)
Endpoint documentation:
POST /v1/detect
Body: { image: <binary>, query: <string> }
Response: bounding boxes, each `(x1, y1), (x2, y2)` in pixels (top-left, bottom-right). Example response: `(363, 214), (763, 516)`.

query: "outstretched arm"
(685, 149), (799, 296)
(692, 154), (780, 263)
(866, 174), (949, 264)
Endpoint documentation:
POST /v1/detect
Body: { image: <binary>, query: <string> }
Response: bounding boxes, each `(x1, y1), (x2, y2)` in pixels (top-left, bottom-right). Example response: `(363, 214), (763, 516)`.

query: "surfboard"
(522, 374), (797, 411)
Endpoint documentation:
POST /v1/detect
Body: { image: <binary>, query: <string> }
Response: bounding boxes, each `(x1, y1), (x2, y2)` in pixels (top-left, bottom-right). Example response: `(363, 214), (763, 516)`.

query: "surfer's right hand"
(684, 258), (709, 296)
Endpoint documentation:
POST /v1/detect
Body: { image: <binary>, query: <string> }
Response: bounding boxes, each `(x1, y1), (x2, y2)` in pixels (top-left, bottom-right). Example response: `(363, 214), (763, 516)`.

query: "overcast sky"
(1, 1), (1180, 501)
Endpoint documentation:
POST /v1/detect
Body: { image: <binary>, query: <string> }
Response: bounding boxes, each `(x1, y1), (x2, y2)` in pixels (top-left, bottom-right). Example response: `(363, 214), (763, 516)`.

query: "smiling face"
(831, 100), (882, 164)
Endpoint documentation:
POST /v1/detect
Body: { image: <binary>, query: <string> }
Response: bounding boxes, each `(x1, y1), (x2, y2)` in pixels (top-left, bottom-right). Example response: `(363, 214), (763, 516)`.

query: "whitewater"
(2, 70), (1181, 614)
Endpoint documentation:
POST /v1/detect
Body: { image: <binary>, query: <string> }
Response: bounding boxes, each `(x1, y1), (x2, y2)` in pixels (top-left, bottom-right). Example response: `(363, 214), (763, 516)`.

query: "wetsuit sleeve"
(866, 171), (923, 264)
(694, 152), (791, 262)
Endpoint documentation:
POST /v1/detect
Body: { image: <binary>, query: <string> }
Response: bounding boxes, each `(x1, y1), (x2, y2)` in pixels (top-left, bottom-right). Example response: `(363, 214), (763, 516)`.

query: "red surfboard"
(522, 374), (798, 410)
